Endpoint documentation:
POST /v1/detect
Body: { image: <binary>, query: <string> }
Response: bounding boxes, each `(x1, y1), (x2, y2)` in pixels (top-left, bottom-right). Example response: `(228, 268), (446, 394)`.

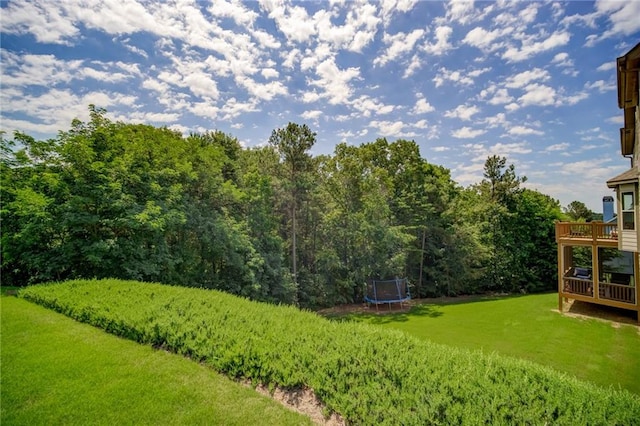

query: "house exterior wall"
(557, 42), (640, 322)
(614, 43), (640, 253)
(616, 183), (638, 252)
(634, 101), (640, 167)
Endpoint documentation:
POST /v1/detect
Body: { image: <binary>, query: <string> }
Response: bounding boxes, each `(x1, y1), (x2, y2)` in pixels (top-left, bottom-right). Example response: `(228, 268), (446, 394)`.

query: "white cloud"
(518, 3), (539, 24)
(379, 0), (418, 27)
(596, 61), (616, 72)
(281, 48), (301, 69)
(504, 68), (550, 89)
(0, 51), (143, 88)
(1, 87), (137, 136)
(239, 77), (287, 102)
(0, 1), (79, 44)
(374, 28), (425, 66)
(301, 91), (321, 103)
(262, 2), (317, 43)
(183, 72), (220, 100)
(345, 3), (381, 51)
(561, 91), (589, 105)
(433, 67), (474, 87)
(120, 38), (149, 58)
(585, 80), (616, 93)
(142, 78), (170, 95)
(503, 31), (571, 62)
(414, 119), (428, 129)
(487, 88), (514, 105)
(444, 0), (476, 25)
(210, 0), (258, 27)
(507, 126), (544, 136)
(545, 143), (570, 152)
(310, 57), (360, 105)
(444, 104), (480, 121)
(403, 54), (422, 78)
(261, 68), (279, 79)
(351, 95), (395, 117)
(551, 52), (574, 67)
(432, 146), (450, 152)
(80, 67), (129, 83)
(518, 84), (557, 107)
(369, 120), (409, 137)
(467, 143), (526, 165)
(0, 0), (632, 214)
(413, 96), (435, 114)
(482, 113), (507, 128)
(486, 142), (532, 155)
(130, 111), (180, 123)
(468, 67), (491, 78)
(451, 127), (486, 139)
(590, 0), (640, 44)
(301, 110), (322, 120)
(504, 102), (520, 112)
(462, 26), (507, 52)
(423, 26), (453, 55)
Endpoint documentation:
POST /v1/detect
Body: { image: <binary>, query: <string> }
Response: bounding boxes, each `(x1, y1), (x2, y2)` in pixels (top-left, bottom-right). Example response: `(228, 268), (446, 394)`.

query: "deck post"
(557, 241), (563, 313)
(635, 253), (640, 325)
(592, 245), (600, 301)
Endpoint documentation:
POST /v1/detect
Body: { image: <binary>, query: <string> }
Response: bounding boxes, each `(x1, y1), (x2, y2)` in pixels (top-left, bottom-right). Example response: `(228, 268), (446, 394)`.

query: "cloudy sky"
(2, 0), (640, 211)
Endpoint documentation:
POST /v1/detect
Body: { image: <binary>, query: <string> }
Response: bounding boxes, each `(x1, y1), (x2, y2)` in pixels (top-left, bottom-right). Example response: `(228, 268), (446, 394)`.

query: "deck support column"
(558, 242), (563, 313)
(635, 252), (640, 324)
(592, 245), (600, 301)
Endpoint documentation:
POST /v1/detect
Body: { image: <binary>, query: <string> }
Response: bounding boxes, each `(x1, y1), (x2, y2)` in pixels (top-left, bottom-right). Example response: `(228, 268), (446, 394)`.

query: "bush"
(20, 279), (640, 425)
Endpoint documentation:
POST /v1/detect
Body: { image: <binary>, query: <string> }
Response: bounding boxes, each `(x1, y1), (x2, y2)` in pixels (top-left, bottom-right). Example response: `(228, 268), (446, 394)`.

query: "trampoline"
(364, 278), (411, 310)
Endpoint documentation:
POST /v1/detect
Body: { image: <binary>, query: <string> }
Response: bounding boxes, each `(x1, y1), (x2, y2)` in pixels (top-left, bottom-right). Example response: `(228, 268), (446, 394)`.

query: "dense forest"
(2, 106), (566, 308)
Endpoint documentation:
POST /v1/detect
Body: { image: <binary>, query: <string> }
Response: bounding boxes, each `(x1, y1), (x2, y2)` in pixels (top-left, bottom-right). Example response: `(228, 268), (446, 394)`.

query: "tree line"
(2, 106), (565, 307)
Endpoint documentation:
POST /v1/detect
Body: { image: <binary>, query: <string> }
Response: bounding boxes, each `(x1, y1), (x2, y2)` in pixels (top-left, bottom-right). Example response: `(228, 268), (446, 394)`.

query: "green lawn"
(342, 293), (640, 395)
(0, 296), (312, 426)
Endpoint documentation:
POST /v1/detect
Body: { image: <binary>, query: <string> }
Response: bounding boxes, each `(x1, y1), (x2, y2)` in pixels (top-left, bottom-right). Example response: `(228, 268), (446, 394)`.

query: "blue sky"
(2, 0), (639, 212)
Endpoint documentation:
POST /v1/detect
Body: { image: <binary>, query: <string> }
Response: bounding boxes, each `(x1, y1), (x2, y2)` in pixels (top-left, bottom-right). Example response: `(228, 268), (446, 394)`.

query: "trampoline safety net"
(365, 278), (410, 304)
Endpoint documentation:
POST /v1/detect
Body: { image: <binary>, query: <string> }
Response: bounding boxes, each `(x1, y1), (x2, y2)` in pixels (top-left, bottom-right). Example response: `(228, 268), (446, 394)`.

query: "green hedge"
(20, 279), (640, 425)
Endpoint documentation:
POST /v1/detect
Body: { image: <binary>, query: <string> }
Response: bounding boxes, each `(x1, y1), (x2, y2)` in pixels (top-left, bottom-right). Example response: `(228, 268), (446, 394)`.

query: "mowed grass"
(0, 296), (312, 426)
(343, 293), (640, 395)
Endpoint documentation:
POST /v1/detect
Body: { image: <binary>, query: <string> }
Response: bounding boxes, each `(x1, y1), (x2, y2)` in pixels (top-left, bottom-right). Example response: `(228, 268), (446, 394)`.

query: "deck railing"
(555, 222), (618, 242)
(599, 283), (636, 304)
(562, 278), (637, 305)
(562, 277), (594, 297)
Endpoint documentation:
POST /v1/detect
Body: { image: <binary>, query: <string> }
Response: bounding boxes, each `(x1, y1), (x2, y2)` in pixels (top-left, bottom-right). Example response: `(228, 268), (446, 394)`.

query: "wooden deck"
(555, 222), (619, 247)
(561, 276), (636, 306)
(556, 221), (639, 323)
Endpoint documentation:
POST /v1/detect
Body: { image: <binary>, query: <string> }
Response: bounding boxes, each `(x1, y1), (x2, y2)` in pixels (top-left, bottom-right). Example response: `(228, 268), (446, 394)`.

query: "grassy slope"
(347, 293), (640, 394)
(0, 296), (312, 426)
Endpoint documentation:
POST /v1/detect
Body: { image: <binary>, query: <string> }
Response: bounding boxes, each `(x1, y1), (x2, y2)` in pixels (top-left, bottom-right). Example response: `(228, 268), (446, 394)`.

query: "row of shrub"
(20, 279), (640, 424)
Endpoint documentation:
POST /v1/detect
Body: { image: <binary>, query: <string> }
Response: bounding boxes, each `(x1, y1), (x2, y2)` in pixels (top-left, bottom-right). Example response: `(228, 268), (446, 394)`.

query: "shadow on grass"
(324, 292), (541, 324)
(351, 304), (445, 324)
(0, 286), (20, 296)
(564, 299), (639, 326)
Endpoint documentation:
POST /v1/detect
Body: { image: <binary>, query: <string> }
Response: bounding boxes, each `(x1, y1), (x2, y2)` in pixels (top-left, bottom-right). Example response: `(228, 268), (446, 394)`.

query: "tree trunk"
(418, 226), (426, 298)
(292, 197), (297, 286)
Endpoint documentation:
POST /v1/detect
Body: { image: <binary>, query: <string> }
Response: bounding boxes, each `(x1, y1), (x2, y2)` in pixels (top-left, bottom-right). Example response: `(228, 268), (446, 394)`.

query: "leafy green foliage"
(4, 106), (570, 304)
(454, 156), (563, 293)
(2, 110), (293, 302)
(564, 200), (596, 222)
(20, 280), (640, 425)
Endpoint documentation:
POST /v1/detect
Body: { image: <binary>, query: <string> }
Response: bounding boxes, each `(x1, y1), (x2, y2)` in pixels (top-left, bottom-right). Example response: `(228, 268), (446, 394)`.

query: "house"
(556, 42), (640, 323)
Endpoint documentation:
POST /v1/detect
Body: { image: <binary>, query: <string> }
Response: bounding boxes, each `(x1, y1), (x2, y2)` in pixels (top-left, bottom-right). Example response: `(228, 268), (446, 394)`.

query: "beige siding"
(621, 230), (638, 252)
